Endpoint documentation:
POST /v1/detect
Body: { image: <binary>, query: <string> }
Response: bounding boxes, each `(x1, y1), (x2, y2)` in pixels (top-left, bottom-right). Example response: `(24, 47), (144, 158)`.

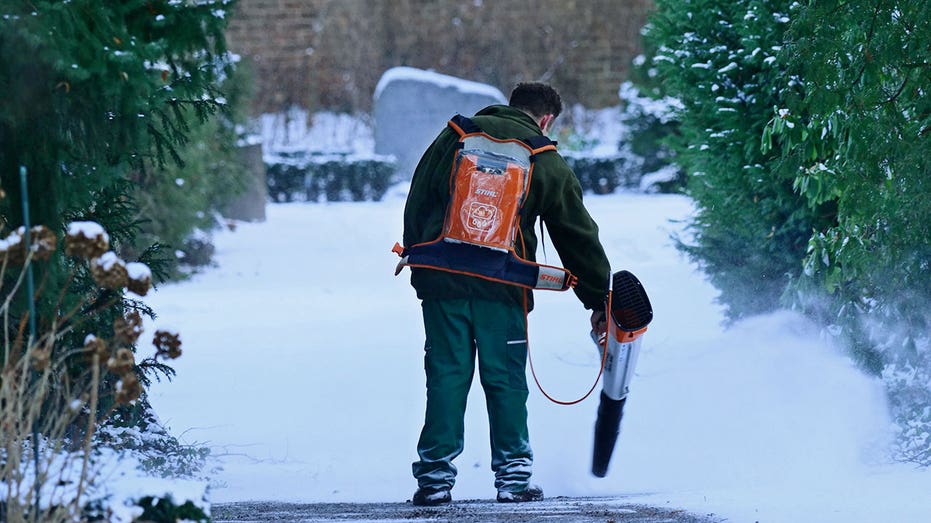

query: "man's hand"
(590, 309), (607, 337)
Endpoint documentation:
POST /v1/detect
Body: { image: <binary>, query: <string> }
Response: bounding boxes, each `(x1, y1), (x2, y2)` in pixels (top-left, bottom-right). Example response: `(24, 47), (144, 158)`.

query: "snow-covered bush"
(260, 109), (375, 154)
(765, 1), (931, 465)
(552, 103), (683, 194)
(260, 109), (397, 202)
(617, 81), (685, 193)
(262, 104), (686, 200)
(884, 340), (931, 465)
(0, 221), (205, 521)
(640, 0), (825, 320)
(646, 0), (931, 464)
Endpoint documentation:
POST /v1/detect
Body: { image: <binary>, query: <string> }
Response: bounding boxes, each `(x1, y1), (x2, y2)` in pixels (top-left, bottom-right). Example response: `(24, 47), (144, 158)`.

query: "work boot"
(496, 484), (543, 503)
(411, 486), (452, 506)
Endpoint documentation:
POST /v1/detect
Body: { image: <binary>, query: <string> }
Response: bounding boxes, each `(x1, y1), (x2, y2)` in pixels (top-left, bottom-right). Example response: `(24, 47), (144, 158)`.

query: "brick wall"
(226, 0), (653, 114)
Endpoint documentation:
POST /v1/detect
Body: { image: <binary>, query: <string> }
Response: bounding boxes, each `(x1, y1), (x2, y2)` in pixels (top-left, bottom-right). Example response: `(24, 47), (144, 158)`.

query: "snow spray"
(590, 270), (653, 477)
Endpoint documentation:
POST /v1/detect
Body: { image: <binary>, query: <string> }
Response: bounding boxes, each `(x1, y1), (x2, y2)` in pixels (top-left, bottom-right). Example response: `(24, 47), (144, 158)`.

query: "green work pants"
(412, 298), (533, 492)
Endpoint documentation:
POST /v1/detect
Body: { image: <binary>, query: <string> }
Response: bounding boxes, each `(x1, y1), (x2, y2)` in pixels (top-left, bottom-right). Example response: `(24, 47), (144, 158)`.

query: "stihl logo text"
(475, 189), (498, 197)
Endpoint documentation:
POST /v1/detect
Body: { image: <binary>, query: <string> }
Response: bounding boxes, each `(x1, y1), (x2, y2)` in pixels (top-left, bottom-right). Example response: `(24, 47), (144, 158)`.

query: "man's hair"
(508, 82), (562, 119)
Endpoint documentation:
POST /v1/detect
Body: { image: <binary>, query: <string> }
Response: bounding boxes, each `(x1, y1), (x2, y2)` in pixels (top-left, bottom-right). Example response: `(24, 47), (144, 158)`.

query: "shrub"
(0, 0), (242, 288)
(766, 1), (931, 464)
(617, 81), (686, 193)
(0, 220), (193, 522)
(136, 495), (208, 523)
(640, 0), (828, 321)
(0, 0), (234, 498)
(266, 152), (397, 202)
(645, 0), (931, 464)
(564, 154), (637, 194)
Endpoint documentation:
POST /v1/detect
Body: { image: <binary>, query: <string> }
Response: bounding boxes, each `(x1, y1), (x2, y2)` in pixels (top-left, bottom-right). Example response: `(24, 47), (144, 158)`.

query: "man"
(400, 82), (610, 506)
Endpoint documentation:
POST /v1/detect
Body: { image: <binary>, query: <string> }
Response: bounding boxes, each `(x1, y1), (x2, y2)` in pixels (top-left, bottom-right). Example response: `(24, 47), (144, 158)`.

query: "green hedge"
(265, 150), (669, 202)
(564, 154), (636, 194)
(266, 152), (397, 202)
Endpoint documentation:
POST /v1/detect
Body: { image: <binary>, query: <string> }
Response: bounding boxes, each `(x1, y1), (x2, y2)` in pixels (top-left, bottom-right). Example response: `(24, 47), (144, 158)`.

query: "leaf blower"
(590, 270), (653, 478)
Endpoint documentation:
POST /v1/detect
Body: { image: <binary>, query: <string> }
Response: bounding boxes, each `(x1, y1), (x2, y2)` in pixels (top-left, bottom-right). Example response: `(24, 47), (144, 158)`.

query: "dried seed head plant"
(0, 226), (57, 266)
(83, 335), (108, 360)
(107, 348), (136, 376)
(113, 311), (144, 346)
(64, 222), (109, 260)
(126, 263), (153, 297)
(153, 330), (182, 360)
(114, 372), (143, 405)
(0, 220), (184, 522)
(89, 252), (129, 291)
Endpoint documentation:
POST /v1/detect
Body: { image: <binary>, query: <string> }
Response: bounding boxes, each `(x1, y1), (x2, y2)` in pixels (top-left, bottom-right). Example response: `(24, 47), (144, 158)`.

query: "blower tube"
(591, 270), (653, 477)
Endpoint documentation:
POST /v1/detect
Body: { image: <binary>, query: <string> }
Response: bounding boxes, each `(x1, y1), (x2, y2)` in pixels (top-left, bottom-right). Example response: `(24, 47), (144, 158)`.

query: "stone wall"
(226, 0), (653, 114)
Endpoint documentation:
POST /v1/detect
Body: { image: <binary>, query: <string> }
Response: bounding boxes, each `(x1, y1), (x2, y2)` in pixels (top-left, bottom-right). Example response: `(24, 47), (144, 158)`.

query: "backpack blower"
(590, 270), (653, 477)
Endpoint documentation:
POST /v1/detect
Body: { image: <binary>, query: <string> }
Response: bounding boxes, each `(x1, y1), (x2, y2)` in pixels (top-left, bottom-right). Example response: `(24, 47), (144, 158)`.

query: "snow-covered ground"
(143, 191), (931, 523)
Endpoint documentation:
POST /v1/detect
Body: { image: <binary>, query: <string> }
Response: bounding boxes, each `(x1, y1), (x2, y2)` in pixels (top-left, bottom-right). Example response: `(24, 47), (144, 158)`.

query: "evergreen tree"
(640, 0), (830, 321)
(642, 0), (931, 464)
(0, 0), (239, 415)
(130, 67), (252, 275)
(1, 0), (235, 230)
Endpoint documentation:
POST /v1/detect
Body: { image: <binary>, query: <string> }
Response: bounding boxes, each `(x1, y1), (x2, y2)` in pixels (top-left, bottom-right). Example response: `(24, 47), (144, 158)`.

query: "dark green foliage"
(617, 87), (685, 193)
(265, 152), (660, 202)
(131, 68), (253, 275)
(619, 67), (685, 193)
(640, 0), (829, 321)
(622, 110), (682, 186)
(645, 0), (931, 463)
(0, 0), (234, 226)
(766, 0), (931, 463)
(136, 495), (209, 523)
(620, 30), (686, 193)
(0, 0), (238, 303)
(768, 0), (931, 342)
(266, 162), (307, 202)
(0, 0), (237, 309)
(266, 153), (398, 202)
(0, 0), (239, 461)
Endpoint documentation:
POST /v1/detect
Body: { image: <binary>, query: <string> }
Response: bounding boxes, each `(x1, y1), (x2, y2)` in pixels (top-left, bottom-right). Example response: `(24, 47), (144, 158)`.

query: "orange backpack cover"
(393, 115), (576, 292)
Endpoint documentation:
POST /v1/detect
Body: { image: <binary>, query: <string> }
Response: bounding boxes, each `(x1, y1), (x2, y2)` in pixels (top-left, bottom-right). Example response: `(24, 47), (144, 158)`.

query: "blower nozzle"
(592, 392), (626, 477)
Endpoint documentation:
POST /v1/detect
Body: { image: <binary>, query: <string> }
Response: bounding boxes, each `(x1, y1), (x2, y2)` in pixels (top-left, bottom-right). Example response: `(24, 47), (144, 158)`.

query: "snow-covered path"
(144, 192), (931, 522)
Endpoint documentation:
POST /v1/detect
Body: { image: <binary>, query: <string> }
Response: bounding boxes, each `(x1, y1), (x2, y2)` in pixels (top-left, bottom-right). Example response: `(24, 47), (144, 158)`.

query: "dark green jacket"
(402, 105), (610, 310)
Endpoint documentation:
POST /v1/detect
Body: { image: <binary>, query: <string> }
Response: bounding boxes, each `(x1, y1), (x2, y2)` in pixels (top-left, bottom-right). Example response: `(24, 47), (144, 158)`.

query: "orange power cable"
(524, 288), (611, 405)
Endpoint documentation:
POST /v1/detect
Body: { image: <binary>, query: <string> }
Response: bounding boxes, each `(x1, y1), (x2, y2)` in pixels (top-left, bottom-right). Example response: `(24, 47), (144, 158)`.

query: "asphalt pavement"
(212, 497), (725, 523)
